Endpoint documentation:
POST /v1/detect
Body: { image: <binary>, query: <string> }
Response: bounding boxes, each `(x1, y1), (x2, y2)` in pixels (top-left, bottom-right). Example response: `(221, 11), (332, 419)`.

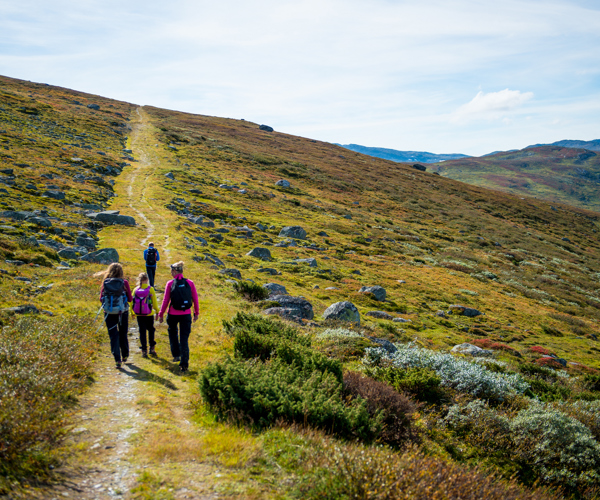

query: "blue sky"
(1, 0), (599, 156)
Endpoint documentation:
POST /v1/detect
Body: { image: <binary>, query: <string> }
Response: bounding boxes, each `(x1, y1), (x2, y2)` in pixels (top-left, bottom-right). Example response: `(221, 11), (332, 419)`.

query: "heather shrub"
(199, 357), (380, 440)
(223, 311), (309, 345)
(0, 317), (99, 483)
(584, 373), (600, 392)
(298, 439), (561, 500)
(364, 344), (529, 400)
(343, 372), (418, 445)
(368, 366), (445, 403)
(232, 280), (270, 301)
(554, 400), (600, 441)
(316, 329), (377, 361)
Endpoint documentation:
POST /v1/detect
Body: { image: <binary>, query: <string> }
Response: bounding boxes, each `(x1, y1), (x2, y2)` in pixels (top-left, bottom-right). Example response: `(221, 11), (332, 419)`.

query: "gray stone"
(26, 216), (52, 227)
(289, 258), (317, 267)
(38, 239), (65, 251)
(263, 283), (288, 295)
(76, 236), (97, 249)
(436, 310), (448, 318)
(368, 337), (397, 354)
(275, 179), (291, 188)
(209, 233), (224, 242)
(3, 304), (39, 315)
(412, 164), (426, 172)
(317, 231), (329, 237)
(215, 228), (230, 233)
(259, 124), (274, 132)
(359, 285), (386, 301)
(79, 248), (119, 265)
(257, 268), (280, 275)
(199, 220), (215, 228)
(43, 190), (65, 200)
(365, 311), (393, 320)
(246, 247), (271, 261)
(323, 301), (360, 324)
(448, 305), (482, 317)
(255, 223), (266, 231)
(165, 172), (175, 180)
(219, 268), (242, 280)
(57, 248), (79, 260)
(195, 236), (208, 246)
(87, 103), (100, 110)
(451, 343), (493, 357)
(392, 317), (412, 323)
(88, 211), (136, 226)
(279, 226), (306, 239)
(268, 295), (313, 320)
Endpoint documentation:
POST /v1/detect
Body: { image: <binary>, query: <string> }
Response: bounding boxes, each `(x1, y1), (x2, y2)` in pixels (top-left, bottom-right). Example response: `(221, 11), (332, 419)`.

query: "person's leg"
(146, 315), (156, 352)
(119, 313), (130, 361)
(105, 314), (121, 365)
(166, 314), (181, 360)
(146, 266), (156, 288)
(137, 315), (148, 353)
(179, 314), (192, 371)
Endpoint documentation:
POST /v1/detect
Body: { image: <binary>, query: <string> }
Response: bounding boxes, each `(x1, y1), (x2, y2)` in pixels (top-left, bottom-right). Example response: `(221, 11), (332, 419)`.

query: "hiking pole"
(93, 305), (103, 322)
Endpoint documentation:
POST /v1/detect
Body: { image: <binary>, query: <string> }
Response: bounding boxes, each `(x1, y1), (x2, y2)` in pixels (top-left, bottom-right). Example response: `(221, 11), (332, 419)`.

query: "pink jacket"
(159, 274), (199, 317)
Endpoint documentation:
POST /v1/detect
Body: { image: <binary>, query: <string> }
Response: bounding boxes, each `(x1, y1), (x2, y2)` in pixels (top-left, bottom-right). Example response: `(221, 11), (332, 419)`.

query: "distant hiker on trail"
(130, 272), (159, 358)
(143, 242), (160, 288)
(158, 261), (199, 373)
(98, 263), (133, 369)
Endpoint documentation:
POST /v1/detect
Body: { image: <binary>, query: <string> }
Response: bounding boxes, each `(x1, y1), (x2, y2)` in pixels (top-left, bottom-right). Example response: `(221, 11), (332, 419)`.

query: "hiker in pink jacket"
(158, 261), (199, 373)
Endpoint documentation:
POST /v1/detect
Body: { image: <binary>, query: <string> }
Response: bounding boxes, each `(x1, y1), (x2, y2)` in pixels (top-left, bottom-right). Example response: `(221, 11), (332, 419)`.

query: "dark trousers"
(167, 314), (192, 369)
(137, 315), (156, 351)
(146, 266), (156, 288)
(105, 312), (129, 363)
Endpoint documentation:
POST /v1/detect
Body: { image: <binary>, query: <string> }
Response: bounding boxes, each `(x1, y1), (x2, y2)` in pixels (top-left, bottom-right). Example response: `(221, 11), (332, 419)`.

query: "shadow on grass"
(120, 362), (178, 390)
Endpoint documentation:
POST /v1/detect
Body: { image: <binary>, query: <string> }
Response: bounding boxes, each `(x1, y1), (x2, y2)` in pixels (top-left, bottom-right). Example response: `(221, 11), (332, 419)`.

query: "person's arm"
(130, 286), (137, 317)
(150, 287), (159, 315)
(158, 280), (172, 320)
(156, 250), (160, 262)
(124, 280), (133, 302)
(99, 284), (104, 303)
(143, 249), (148, 262)
(189, 279), (199, 321)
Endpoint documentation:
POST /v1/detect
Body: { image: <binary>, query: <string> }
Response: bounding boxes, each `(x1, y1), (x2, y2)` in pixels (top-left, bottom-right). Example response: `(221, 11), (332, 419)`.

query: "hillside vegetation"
(1, 75), (600, 499)
(429, 145), (600, 211)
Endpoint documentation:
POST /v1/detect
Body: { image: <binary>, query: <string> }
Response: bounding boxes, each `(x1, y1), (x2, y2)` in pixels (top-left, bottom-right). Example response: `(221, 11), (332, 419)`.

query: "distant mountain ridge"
(526, 139), (600, 152)
(337, 143), (470, 164)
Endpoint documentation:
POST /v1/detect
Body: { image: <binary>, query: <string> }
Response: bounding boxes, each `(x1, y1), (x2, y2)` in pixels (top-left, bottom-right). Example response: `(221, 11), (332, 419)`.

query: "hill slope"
(2, 75), (600, 499)
(337, 143), (469, 163)
(428, 145), (600, 211)
(527, 138), (600, 151)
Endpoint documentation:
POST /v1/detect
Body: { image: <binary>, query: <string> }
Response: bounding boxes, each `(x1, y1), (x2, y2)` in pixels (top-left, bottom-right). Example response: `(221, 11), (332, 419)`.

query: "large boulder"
(275, 179), (291, 188)
(87, 211), (136, 226)
(259, 124), (274, 132)
(278, 226), (306, 240)
(263, 283), (288, 295)
(359, 285), (386, 301)
(448, 305), (482, 317)
(3, 304), (39, 315)
(219, 268), (242, 280)
(323, 301), (360, 324)
(79, 248), (119, 264)
(267, 295), (313, 320)
(451, 343), (493, 357)
(287, 258), (317, 267)
(26, 216), (52, 228)
(43, 190), (65, 200)
(57, 248), (79, 260)
(246, 247), (271, 261)
(76, 236), (97, 249)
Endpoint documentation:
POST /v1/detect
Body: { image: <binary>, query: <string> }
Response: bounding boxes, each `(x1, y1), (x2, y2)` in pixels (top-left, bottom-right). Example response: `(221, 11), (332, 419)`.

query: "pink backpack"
(133, 287), (153, 315)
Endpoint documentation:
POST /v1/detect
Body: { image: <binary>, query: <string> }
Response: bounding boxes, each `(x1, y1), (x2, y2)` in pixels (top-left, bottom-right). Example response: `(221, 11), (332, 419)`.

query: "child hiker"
(130, 272), (159, 358)
(98, 263), (133, 369)
(158, 261), (199, 373)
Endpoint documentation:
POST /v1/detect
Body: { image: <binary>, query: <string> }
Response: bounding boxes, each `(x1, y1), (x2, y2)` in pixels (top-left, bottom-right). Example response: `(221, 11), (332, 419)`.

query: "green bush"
(232, 280), (270, 301)
(223, 311), (308, 345)
(368, 366), (445, 403)
(199, 357), (379, 440)
(0, 317), (99, 486)
(584, 373), (600, 392)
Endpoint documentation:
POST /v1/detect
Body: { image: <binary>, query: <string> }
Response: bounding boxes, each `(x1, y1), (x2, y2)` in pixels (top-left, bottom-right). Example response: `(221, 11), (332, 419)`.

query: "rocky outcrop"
(87, 211), (136, 226)
(79, 248), (119, 264)
(264, 295), (314, 320)
(246, 247), (272, 261)
(323, 301), (360, 324)
(448, 305), (482, 317)
(451, 343), (493, 357)
(219, 268), (242, 280)
(359, 285), (386, 301)
(263, 283), (288, 295)
(365, 311), (393, 320)
(278, 226), (306, 240)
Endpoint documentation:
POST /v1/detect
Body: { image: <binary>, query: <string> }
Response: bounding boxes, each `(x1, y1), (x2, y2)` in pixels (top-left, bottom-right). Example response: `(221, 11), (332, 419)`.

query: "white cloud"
(451, 89), (534, 123)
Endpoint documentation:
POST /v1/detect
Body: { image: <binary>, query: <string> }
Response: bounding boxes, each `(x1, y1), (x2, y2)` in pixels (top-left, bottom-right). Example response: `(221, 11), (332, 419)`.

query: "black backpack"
(170, 277), (192, 311)
(102, 278), (128, 314)
(146, 248), (157, 266)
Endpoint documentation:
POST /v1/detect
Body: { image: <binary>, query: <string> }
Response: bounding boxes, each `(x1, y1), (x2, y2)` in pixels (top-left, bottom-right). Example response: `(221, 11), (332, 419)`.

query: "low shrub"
(199, 357), (379, 440)
(343, 372), (418, 445)
(364, 344), (529, 400)
(519, 362), (558, 380)
(541, 325), (564, 337)
(526, 377), (572, 401)
(0, 317), (99, 485)
(554, 400), (600, 441)
(584, 373), (600, 392)
(223, 311), (308, 345)
(232, 280), (270, 301)
(535, 357), (564, 370)
(470, 338), (521, 356)
(529, 345), (554, 356)
(368, 366), (445, 403)
(317, 335), (377, 362)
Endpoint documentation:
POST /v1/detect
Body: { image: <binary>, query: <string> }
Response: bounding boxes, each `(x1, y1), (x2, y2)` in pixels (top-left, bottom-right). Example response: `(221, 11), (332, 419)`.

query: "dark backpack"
(146, 247), (157, 266)
(170, 277), (192, 311)
(102, 278), (128, 314)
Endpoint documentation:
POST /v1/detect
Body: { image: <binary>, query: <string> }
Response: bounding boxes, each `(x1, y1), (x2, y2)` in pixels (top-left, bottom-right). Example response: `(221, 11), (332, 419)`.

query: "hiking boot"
(142, 351), (148, 358)
(122, 356), (128, 363)
(173, 356), (180, 362)
(180, 366), (188, 373)
(149, 347), (157, 356)
(116, 362), (122, 369)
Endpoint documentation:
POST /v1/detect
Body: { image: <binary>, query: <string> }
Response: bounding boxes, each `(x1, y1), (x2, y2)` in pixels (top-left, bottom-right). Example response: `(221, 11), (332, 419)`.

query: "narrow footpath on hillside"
(37, 108), (220, 500)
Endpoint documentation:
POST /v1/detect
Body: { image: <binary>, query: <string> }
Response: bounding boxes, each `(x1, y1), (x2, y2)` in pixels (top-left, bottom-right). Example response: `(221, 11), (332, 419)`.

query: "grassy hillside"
(429, 146), (600, 211)
(2, 75), (600, 499)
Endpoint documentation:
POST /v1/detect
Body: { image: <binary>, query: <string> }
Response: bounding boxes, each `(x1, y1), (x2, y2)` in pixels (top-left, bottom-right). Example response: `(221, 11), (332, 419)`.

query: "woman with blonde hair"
(99, 263), (133, 369)
(130, 272), (159, 358)
(158, 261), (199, 373)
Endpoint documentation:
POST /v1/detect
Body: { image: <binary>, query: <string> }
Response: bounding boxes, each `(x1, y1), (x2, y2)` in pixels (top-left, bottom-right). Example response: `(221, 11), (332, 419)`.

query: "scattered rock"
(87, 211), (136, 226)
(263, 283), (288, 295)
(76, 236), (97, 249)
(359, 285), (386, 301)
(43, 190), (65, 200)
(3, 304), (39, 314)
(436, 310), (448, 318)
(87, 104), (100, 110)
(368, 337), (397, 354)
(323, 301), (360, 324)
(219, 268), (242, 280)
(275, 179), (291, 188)
(412, 164), (426, 172)
(209, 233), (224, 242)
(79, 248), (119, 264)
(266, 295), (314, 320)
(27, 216), (52, 227)
(57, 248), (79, 260)
(259, 124), (274, 132)
(279, 226), (307, 240)
(288, 258), (317, 267)
(195, 236), (208, 246)
(257, 268), (280, 275)
(448, 305), (482, 317)
(317, 231), (329, 237)
(451, 343), (493, 357)
(392, 317), (412, 323)
(246, 247), (272, 261)
(365, 311), (393, 320)
(165, 172), (175, 180)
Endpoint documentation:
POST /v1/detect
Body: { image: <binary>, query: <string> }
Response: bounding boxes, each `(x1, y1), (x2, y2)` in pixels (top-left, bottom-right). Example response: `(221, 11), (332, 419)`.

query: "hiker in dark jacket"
(158, 261), (199, 373)
(98, 263), (133, 369)
(143, 242), (160, 288)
